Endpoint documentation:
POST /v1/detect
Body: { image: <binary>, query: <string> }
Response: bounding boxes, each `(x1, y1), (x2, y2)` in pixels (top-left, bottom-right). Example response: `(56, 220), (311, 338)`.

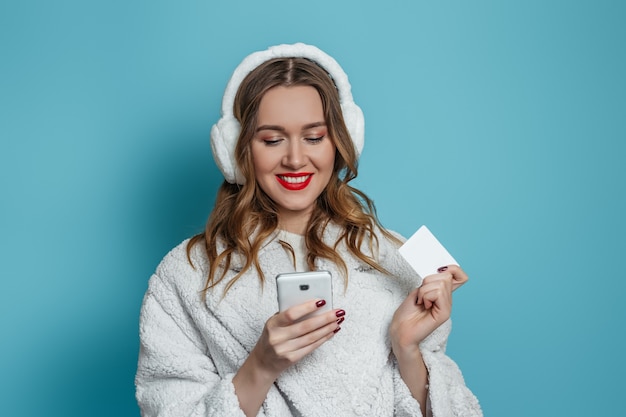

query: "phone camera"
(299, 284), (309, 291)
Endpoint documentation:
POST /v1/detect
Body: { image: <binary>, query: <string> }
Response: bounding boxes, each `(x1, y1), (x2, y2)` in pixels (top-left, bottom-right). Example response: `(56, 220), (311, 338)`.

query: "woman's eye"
(305, 135), (325, 144)
(263, 138), (283, 146)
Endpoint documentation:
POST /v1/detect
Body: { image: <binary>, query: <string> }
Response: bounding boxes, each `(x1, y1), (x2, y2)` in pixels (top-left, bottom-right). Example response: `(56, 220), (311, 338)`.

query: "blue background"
(1, 1), (624, 416)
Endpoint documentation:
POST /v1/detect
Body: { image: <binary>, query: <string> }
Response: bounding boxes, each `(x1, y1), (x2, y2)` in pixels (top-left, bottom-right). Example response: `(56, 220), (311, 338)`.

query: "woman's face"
(251, 85), (336, 230)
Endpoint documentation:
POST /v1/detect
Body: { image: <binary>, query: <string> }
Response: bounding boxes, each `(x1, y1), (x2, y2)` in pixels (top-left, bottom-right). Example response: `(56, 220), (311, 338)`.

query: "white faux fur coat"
(135, 225), (482, 417)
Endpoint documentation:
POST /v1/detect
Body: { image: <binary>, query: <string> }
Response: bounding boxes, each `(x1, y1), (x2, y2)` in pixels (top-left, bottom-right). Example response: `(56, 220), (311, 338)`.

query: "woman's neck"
(277, 209), (311, 235)
(278, 220), (306, 235)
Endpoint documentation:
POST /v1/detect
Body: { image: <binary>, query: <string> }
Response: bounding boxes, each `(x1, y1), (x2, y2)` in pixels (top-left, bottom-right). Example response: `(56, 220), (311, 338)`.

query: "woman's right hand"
(233, 300), (343, 416)
(251, 299), (345, 379)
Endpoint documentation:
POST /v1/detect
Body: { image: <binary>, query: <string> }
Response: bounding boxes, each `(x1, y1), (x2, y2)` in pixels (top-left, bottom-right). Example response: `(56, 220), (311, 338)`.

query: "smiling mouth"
(276, 174), (313, 190)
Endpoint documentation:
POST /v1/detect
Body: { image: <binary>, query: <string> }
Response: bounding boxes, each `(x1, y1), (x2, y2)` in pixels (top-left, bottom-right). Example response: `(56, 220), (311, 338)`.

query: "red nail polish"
(336, 317), (345, 325)
(335, 309), (345, 318)
(437, 266), (448, 273)
(333, 326), (341, 333)
(316, 300), (326, 308)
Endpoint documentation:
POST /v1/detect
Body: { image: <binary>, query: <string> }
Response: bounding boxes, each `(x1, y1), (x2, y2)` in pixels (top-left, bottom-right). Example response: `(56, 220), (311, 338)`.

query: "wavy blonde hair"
(188, 57), (400, 296)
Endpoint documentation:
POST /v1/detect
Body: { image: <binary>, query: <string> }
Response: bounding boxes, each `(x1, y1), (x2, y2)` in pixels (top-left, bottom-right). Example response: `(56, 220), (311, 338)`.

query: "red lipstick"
(276, 173), (313, 191)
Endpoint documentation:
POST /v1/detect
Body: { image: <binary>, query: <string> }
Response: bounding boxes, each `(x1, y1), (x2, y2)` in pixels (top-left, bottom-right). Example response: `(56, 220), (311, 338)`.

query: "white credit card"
(398, 225), (459, 279)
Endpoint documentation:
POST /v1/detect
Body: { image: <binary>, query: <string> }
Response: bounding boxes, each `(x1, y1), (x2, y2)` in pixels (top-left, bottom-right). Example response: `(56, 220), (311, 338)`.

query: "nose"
(282, 140), (306, 169)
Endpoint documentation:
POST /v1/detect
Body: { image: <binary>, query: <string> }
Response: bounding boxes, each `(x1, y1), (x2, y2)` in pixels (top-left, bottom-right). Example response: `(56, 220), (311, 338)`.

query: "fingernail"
(316, 300), (326, 308)
(437, 266), (448, 273)
(335, 309), (345, 318)
(333, 326), (341, 333)
(336, 317), (345, 325)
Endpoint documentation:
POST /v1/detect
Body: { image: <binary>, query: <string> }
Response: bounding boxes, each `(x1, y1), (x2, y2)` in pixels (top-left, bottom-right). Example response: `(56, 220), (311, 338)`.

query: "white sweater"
(135, 225), (482, 416)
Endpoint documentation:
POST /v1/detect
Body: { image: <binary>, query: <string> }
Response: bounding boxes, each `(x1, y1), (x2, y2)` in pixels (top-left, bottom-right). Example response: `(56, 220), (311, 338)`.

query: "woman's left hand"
(390, 265), (468, 354)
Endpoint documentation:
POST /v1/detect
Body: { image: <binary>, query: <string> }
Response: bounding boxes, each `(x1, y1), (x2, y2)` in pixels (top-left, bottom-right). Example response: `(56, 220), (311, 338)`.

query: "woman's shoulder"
(152, 237), (209, 289)
(384, 229), (407, 243)
(372, 226), (406, 255)
(371, 227), (422, 282)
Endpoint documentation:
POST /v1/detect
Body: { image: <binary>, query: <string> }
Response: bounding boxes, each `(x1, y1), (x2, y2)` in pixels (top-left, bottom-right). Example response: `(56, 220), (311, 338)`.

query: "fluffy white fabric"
(210, 43), (365, 184)
(135, 224), (482, 416)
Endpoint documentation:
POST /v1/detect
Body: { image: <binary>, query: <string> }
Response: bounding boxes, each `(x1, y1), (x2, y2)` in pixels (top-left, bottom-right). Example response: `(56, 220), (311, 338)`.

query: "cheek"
(251, 146), (272, 175)
(319, 144), (337, 171)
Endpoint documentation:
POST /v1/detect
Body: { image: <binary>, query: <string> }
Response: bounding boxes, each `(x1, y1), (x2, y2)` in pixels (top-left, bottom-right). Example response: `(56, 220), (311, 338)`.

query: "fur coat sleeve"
(135, 269), (247, 417)
(381, 233), (483, 417)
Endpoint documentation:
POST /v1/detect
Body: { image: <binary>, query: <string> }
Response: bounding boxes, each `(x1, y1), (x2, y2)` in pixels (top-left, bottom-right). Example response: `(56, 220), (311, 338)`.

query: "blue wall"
(1, 1), (624, 416)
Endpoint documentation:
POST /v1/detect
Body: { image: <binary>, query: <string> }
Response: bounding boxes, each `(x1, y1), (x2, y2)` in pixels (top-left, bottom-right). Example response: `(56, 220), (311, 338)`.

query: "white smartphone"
(276, 270), (333, 320)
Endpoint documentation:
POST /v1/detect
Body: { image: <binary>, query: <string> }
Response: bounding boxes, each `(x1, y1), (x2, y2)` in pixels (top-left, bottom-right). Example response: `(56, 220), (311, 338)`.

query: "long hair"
(188, 57), (400, 296)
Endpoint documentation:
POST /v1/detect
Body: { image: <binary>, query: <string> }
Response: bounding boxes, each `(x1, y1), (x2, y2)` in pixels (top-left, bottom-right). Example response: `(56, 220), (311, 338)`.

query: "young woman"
(135, 43), (482, 417)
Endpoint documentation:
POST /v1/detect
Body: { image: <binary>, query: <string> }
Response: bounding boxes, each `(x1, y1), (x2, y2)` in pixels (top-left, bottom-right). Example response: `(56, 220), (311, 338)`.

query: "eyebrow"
(256, 121), (326, 133)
